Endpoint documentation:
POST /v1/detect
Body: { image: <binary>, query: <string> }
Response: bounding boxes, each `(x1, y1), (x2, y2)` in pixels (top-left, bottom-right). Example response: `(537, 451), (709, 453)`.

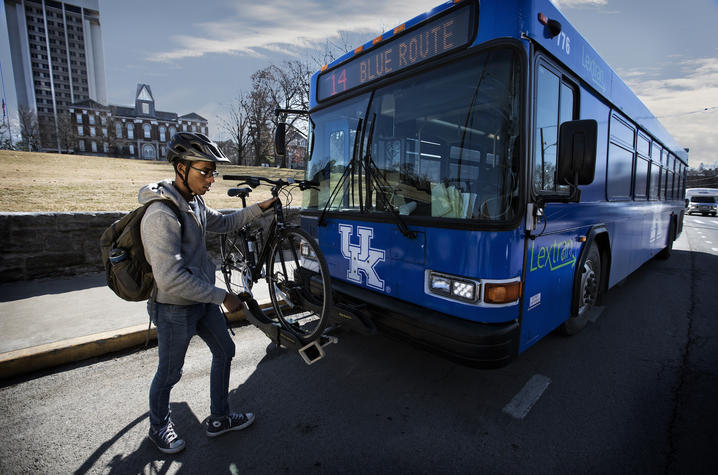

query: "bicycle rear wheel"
(220, 232), (254, 296)
(266, 228), (332, 343)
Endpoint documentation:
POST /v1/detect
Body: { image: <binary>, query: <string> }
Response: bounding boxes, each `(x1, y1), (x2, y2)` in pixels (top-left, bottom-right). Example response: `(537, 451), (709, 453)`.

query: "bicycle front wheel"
(266, 228), (332, 343)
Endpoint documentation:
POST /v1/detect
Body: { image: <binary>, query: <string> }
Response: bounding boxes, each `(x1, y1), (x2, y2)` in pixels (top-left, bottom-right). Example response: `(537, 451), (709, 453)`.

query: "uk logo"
(339, 224), (386, 291)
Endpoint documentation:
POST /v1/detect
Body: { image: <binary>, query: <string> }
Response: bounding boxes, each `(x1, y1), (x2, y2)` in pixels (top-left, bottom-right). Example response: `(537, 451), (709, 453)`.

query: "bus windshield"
(304, 47), (522, 222)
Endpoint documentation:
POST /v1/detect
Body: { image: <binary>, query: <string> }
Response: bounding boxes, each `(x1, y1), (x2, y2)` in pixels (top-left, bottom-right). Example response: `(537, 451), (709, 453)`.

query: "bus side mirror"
(274, 122), (286, 156)
(557, 119), (597, 187)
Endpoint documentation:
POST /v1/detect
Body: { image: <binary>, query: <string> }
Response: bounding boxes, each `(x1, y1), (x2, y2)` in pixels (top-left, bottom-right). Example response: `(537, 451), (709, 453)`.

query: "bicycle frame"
(221, 187), (288, 286)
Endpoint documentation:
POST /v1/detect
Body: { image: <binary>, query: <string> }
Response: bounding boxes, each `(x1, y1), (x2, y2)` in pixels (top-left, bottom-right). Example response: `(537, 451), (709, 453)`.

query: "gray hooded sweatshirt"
(139, 179), (263, 306)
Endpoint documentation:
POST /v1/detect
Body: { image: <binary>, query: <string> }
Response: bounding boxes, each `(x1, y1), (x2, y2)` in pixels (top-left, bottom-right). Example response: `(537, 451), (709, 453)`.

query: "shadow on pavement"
(0, 272), (106, 302)
(75, 329), (526, 473)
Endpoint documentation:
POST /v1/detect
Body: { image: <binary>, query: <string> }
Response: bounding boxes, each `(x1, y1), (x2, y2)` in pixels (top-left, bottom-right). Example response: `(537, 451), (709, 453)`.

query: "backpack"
(100, 199), (183, 301)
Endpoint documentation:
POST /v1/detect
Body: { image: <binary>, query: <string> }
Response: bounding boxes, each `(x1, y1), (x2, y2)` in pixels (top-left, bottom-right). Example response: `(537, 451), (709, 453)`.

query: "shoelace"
(159, 421), (179, 443)
(229, 413), (246, 424)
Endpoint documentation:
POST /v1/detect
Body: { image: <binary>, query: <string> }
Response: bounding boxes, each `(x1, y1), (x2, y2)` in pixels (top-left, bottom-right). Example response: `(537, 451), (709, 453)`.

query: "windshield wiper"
(318, 118), (363, 227)
(318, 113), (416, 240)
(361, 114), (417, 239)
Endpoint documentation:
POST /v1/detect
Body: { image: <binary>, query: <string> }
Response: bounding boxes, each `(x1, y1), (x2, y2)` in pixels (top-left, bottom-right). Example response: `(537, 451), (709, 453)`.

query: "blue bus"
(296, 0), (688, 367)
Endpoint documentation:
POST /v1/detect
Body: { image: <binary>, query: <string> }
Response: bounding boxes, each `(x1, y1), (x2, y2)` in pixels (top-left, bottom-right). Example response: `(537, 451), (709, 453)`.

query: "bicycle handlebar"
(222, 175), (318, 191)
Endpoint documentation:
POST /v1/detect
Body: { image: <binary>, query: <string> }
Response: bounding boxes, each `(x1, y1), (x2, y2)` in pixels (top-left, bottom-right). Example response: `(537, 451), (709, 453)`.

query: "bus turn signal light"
(484, 282), (522, 304)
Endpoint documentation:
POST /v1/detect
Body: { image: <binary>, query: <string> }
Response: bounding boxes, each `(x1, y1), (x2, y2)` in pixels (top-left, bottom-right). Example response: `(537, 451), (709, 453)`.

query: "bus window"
(637, 133), (650, 158)
(304, 93), (368, 209)
(668, 155), (676, 199)
(533, 64), (575, 193)
(371, 48), (520, 221)
(635, 132), (650, 200)
(610, 114), (635, 149)
(635, 157), (649, 199)
(607, 114), (635, 201)
(607, 143), (633, 200)
(649, 145), (661, 200)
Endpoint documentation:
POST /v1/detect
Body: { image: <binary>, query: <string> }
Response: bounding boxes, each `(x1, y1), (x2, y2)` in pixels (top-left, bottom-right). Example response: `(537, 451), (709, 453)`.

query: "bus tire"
(560, 242), (601, 336)
(657, 219), (675, 260)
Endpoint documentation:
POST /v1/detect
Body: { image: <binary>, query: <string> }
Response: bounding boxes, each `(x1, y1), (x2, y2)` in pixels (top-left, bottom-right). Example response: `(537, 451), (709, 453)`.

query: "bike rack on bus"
(238, 293), (338, 365)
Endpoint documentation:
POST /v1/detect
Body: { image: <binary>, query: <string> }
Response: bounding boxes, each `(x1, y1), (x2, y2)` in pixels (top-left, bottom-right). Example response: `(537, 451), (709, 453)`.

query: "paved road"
(1, 216), (716, 474)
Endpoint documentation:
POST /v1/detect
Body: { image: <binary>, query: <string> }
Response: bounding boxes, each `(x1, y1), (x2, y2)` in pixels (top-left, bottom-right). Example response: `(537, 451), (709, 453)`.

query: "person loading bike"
(139, 132), (277, 454)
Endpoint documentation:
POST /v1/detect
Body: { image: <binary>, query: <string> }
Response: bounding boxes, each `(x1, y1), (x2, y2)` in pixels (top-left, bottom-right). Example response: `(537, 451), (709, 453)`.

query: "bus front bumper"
(331, 279), (520, 369)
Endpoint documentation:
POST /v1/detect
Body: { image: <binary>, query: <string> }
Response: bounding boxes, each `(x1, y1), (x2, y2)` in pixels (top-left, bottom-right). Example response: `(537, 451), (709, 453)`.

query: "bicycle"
(219, 174), (335, 361)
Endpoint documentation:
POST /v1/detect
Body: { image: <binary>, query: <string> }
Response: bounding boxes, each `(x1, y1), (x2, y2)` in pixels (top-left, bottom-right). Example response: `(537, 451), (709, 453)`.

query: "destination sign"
(317, 4), (474, 101)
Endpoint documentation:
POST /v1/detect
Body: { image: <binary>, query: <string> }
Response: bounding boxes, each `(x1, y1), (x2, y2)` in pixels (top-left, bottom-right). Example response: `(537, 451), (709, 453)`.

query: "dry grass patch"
(0, 150), (305, 212)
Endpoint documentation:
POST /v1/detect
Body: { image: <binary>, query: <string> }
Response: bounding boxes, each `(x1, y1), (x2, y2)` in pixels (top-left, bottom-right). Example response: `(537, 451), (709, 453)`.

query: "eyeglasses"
(189, 166), (219, 178)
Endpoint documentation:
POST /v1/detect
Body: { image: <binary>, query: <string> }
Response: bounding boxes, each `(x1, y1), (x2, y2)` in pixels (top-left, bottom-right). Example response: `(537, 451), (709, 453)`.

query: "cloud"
(620, 56), (718, 167)
(147, 0), (440, 62)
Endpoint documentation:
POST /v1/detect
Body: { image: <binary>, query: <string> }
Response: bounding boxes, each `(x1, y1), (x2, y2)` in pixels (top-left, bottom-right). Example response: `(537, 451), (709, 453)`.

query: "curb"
(0, 303), (270, 380)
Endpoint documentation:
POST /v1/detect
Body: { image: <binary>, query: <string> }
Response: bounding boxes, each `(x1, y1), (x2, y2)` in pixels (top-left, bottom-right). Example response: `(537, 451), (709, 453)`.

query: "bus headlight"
(300, 242), (317, 260)
(428, 271), (479, 303)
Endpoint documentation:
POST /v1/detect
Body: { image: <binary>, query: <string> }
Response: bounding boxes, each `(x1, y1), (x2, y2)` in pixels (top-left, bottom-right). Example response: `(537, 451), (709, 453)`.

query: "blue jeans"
(148, 301), (235, 429)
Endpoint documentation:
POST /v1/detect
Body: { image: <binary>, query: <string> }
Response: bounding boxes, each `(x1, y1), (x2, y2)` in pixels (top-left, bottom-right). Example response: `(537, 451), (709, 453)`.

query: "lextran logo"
(339, 224), (385, 291)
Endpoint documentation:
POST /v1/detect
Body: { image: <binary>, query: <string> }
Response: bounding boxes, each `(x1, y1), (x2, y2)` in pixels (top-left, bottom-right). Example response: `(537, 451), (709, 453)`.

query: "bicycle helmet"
(166, 132), (230, 163)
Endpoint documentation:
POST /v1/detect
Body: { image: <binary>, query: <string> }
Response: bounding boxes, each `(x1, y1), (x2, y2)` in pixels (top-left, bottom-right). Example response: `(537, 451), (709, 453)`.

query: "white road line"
(706, 241), (713, 245)
(502, 374), (551, 420)
(694, 219), (705, 224)
(712, 248), (718, 252)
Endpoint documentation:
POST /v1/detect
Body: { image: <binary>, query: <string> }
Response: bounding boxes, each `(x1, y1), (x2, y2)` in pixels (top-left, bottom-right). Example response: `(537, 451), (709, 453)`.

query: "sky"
(78, 0), (718, 168)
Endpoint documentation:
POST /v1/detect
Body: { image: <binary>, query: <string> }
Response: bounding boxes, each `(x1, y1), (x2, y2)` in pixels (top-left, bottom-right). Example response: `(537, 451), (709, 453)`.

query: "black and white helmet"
(166, 132), (229, 163)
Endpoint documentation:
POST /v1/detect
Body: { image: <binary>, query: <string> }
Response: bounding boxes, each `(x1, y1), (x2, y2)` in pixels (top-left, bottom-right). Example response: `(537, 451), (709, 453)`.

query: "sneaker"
(148, 420), (186, 454)
(206, 412), (255, 438)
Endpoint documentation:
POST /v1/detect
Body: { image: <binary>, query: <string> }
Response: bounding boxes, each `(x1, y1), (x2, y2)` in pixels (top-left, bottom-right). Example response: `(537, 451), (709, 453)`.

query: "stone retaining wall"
(0, 209), (298, 283)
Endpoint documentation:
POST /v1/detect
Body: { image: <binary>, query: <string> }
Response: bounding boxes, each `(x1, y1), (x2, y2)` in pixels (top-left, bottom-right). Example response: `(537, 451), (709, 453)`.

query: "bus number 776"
(556, 31), (570, 55)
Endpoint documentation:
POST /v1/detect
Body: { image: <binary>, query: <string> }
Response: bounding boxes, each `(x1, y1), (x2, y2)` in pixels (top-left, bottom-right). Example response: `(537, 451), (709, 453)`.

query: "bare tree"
(106, 120), (123, 157)
(308, 31), (362, 72)
(253, 61), (311, 167)
(216, 139), (237, 162)
(17, 105), (40, 152)
(0, 120), (13, 149)
(56, 115), (78, 153)
(218, 92), (251, 165)
(246, 71), (275, 166)
(218, 56), (324, 169)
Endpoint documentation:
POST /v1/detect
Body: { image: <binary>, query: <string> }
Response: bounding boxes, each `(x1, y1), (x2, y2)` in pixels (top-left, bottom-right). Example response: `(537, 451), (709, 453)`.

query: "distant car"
(687, 195), (717, 216)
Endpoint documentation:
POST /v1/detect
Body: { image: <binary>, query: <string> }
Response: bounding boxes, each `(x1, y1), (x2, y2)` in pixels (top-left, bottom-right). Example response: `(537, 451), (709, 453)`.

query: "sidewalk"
(0, 272), (271, 379)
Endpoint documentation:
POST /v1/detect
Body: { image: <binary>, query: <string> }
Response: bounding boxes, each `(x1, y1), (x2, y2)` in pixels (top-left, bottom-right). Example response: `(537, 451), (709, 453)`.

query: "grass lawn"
(0, 150), (305, 212)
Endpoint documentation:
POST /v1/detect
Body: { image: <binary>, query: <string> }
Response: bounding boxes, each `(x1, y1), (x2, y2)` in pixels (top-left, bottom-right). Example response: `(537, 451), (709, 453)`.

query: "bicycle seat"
(228, 187), (252, 199)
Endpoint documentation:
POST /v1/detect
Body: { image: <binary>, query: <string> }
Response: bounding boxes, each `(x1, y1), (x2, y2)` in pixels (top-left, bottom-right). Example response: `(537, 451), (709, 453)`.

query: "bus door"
(520, 60), (583, 352)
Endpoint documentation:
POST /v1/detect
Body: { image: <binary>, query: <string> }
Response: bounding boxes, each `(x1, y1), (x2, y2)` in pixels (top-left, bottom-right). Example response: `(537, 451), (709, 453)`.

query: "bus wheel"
(561, 243), (600, 335)
(657, 221), (674, 260)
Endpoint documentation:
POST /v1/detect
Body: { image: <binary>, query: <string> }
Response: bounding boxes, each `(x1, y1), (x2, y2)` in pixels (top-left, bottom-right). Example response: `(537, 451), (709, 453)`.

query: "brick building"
(69, 83), (208, 159)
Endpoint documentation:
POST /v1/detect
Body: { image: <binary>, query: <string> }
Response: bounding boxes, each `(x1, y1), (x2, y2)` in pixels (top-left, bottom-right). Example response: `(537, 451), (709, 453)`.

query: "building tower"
(2, 0), (107, 151)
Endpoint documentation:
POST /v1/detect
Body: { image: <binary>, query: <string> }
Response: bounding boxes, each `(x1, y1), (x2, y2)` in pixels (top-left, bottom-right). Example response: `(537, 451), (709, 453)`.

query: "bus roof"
(685, 188), (718, 196)
(311, 0), (687, 164)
